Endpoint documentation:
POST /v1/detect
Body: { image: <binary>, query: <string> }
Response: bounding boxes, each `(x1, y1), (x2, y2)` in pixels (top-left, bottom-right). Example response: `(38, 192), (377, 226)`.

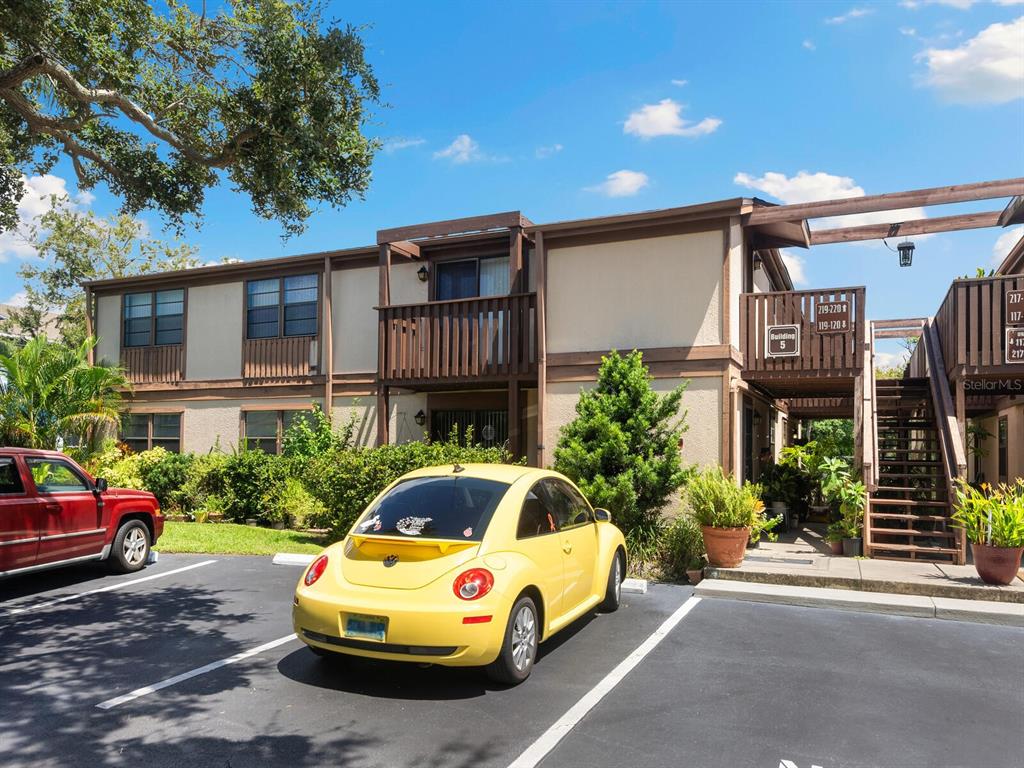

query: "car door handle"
(562, 542), (573, 554)
(43, 503), (61, 513)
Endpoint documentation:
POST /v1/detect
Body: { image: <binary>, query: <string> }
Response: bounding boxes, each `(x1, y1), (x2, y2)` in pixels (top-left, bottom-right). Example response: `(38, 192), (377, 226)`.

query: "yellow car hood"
(342, 535), (481, 590)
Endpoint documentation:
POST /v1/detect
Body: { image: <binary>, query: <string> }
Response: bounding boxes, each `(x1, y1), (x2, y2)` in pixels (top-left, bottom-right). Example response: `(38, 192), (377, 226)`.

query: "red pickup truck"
(0, 448), (163, 579)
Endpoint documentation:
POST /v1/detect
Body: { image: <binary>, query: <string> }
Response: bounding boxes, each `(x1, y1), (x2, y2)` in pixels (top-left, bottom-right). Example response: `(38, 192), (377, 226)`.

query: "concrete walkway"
(706, 524), (1024, 604)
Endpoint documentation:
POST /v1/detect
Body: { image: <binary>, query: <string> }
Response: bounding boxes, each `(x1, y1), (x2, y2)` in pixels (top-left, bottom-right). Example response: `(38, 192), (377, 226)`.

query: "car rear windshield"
(353, 476), (509, 541)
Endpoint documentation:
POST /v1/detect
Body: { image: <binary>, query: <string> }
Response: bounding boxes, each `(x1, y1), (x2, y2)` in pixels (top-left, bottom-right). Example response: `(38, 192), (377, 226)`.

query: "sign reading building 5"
(766, 324), (800, 358)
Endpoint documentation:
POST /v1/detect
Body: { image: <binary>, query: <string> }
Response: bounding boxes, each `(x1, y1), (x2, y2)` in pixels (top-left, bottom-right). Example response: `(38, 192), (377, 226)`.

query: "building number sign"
(1007, 290), (1024, 326)
(815, 300), (850, 333)
(1007, 328), (1024, 364)
(766, 324), (800, 358)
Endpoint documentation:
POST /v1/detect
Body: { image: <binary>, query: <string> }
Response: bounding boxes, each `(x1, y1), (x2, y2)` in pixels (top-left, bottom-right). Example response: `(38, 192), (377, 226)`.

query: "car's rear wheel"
(108, 520), (150, 573)
(486, 596), (538, 685)
(599, 549), (624, 613)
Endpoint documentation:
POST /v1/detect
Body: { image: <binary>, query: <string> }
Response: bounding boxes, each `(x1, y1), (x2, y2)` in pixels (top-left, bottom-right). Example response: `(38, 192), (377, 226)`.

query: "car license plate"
(344, 613), (387, 641)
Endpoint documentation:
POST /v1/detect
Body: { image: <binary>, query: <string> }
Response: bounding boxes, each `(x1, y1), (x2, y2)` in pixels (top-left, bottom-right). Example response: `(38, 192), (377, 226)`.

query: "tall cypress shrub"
(554, 350), (691, 545)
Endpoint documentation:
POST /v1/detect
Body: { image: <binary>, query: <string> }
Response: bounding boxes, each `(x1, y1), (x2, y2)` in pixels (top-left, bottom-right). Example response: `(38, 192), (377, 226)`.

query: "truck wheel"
(108, 520), (150, 573)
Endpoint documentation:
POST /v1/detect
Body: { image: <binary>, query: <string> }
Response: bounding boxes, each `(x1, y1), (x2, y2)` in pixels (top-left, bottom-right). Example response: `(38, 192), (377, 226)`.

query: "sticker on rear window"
(463, 527), (473, 537)
(396, 516), (432, 536)
(358, 515), (381, 532)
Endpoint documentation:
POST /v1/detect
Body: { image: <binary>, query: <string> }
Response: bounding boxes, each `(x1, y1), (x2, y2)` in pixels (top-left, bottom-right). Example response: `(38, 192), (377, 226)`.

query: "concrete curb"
(695, 579), (1024, 626)
(272, 553), (317, 567)
(622, 578), (648, 594)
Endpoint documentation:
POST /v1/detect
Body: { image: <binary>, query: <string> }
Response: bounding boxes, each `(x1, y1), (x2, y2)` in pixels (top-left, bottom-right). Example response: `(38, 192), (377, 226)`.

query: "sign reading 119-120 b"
(766, 324), (800, 358)
(815, 300), (850, 333)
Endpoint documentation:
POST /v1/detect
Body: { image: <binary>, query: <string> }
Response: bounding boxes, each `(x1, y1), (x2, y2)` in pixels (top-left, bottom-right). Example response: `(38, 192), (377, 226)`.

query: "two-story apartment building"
(85, 199), (794, 478)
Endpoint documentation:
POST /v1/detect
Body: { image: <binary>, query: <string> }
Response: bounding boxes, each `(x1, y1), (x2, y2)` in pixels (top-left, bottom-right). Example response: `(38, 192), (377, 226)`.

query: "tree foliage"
(0, 335), (127, 448)
(0, 0), (380, 235)
(553, 350), (691, 545)
(3, 204), (201, 345)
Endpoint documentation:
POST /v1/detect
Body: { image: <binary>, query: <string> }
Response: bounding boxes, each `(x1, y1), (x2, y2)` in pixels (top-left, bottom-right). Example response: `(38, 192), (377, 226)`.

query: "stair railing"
(920, 317), (968, 565)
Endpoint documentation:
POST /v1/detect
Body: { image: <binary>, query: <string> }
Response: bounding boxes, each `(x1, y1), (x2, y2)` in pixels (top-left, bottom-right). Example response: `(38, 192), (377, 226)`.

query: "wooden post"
(322, 254), (333, 416)
(376, 244), (392, 446)
(954, 370), (966, 446)
(509, 226), (524, 294)
(508, 382), (521, 458)
(535, 230), (547, 468)
(84, 286), (95, 365)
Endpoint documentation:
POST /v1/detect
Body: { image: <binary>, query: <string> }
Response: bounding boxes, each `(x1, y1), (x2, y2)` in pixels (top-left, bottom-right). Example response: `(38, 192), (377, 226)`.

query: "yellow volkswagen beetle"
(292, 463), (626, 684)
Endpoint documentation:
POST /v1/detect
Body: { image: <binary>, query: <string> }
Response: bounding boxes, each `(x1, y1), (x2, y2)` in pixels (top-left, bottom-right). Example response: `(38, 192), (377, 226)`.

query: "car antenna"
(453, 462), (465, 473)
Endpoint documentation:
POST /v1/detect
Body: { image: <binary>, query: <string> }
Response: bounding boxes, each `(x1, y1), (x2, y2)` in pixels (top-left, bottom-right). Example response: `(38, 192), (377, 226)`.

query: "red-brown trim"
(535, 231), (547, 467)
(377, 211), (531, 245)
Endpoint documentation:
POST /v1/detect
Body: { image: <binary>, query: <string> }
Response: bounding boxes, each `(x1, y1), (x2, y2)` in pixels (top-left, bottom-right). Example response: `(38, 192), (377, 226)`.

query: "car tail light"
(304, 555), (328, 586)
(453, 568), (493, 600)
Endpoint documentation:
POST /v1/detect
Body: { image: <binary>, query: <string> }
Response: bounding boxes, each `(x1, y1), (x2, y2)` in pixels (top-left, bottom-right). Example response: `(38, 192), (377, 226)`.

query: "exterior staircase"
(867, 378), (959, 562)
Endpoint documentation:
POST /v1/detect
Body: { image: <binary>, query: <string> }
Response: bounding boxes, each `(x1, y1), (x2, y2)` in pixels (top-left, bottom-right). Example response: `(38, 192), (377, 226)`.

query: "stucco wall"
(546, 230), (723, 354)
(185, 282), (243, 380)
(389, 390), (428, 445)
(95, 294), (121, 366)
(727, 219), (743, 349)
(332, 396), (377, 448)
(544, 375), (721, 470)
(390, 261), (428, 306)
(752, 260), (772, 293)
(331, 267), (378, 374)
(973, 405), (1024, 483)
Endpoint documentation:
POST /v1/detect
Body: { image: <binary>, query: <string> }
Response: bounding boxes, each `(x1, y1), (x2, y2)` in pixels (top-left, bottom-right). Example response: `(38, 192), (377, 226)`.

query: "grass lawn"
(156, 522), (328, 556)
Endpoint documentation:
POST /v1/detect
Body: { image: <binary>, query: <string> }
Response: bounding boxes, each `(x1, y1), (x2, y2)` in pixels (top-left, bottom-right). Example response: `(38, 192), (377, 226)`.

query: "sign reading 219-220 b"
(766, 324), (800, 358)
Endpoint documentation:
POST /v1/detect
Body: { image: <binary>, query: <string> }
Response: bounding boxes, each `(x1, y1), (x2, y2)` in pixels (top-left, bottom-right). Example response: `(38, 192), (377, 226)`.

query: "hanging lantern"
(897, 240), (914, 267)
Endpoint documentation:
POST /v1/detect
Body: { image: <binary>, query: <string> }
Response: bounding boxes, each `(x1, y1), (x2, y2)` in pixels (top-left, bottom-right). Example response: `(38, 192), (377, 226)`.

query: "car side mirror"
(94, 477), (108, 493)
(594, 508), (612, 522)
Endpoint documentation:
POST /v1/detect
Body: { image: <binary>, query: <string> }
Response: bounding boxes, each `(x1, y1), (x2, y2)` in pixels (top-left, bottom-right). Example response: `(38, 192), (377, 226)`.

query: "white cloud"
(825, 7), (874, 24)
(918, 17), (1024, 104)
(900, 27), (917, 37)
(383, 137), (426, 153)
(585, 170), (649, 198)
(3, 290), (28, 307)
(902, 0), (978, 8)
(670, 78), (688, 86)
(433, 134), (482, 163)
(535, 143), (564, 159)
(803, 39), (817, 50)
(0, 174), (82, 262)
(734, 170), (928, 230)
(623, 99), (722, 139)
(780, 250), (809, 286)
(992, 226), (1024, 266)
(874, 351), (907, 370)
(995, 0), (1024, 5)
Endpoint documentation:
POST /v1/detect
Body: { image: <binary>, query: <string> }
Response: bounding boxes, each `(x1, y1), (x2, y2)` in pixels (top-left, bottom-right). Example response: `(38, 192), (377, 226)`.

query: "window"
(431, 409), (507, 448)
(123, 290), (184, 347)
(998, 416), (1008, 485)
(25, 458), (89, 493)
(121, 413), (181, 453)
(243, 409), (314, 454)
(435, 256), (510, 301)
(0, 457), (24, 494)
(541, 479), (593, 530)
(354, 476), (509, 541)
(246, 274), (318, 339)
(517, 488), (557, 539)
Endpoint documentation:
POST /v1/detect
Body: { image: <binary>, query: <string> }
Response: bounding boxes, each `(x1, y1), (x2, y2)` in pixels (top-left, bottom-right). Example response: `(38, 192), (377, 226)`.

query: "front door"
(541, 479), (599, 612)
(26, 457), (104, 564)
(0, 455), (39, 572)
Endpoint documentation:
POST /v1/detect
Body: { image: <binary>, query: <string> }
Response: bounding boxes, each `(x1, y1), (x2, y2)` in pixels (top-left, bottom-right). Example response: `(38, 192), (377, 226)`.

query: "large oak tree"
(0, 0), (381, 235)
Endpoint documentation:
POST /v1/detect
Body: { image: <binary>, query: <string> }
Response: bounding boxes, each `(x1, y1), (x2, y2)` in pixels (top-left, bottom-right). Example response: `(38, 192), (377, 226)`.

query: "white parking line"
(8, 559), (218, 615)
(507, 596), (703, 768)
(96, 633), (298, 710)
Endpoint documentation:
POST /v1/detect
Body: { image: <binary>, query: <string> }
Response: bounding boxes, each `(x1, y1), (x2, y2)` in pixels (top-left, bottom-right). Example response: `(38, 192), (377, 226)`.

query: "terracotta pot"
(686, 568), (703, 585)
(971, 543), (1024, 586)
(828, 540), (844, 555)
(701, 526), (750, 568)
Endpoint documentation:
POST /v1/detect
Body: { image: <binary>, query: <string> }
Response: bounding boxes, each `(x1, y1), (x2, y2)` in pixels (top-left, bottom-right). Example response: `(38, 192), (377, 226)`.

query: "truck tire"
(108, 519), (150, 573)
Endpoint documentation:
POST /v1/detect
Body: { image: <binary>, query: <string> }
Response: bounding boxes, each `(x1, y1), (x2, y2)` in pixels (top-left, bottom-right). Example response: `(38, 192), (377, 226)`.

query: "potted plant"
(817, 458), (866, 556)
(824, 522), (845, 555)
(951, 479), (1024, 585)
(687, 467), (769, 567)
(758, 462), (801, 532)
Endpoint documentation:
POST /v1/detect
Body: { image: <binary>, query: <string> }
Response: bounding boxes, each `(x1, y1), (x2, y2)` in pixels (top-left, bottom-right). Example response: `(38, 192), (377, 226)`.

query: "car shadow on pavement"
(0, 561), (124, 603)
(277, 608), (600, 700)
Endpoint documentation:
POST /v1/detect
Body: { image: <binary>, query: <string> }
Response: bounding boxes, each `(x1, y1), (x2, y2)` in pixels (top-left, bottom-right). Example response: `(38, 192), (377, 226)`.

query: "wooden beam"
(810, 211), (1002, 245)
(388, 240), (421, 260)
(535, 230), (547, 468)
(999, 195), (1024, 227)
(509, 226), (524, 294)
(873, 329), (922, 339)
(377, 211), (530, 244)
(84, 285), (95, 365)
(746, 178), (1024, 227)
(508, 382), (521, 459)
(322, 254), (333, 415)
(376, 244), (391, 446)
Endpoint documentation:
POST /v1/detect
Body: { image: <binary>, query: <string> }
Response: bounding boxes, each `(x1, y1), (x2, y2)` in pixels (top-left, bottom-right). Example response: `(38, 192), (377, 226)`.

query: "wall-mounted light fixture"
(414, 409), (426, 427)
(417, 265), (429, 282)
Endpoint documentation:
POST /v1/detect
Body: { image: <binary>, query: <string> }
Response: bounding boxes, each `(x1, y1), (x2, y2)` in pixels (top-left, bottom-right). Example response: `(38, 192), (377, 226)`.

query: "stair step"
(877, 460), (943, 467)
(871, 498), (950, 508)
(873, 486), (946, 494)
(870, 528), (956, 539)
(870, 512), (950, 521)
(879, 449), (940, 454)
(869, 543), (960, 555)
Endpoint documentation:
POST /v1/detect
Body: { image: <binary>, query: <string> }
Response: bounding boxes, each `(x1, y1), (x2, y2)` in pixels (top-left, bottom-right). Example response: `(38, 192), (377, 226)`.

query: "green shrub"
(212, 448), (292, 525)
(139, 451), (195, 511)
(179, 452), (230, 519)
(661, 513), (706, 578)
(686, 467), (765, 529)
(303, 437), (516, 539)
(270, 476), (328, 529)
(952, 478), (1024, 548)
(281, 405), (355, 462)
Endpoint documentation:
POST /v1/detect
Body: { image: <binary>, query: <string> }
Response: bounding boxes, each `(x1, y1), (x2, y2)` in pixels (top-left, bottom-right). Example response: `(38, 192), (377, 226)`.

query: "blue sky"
(2, 0), (1022, 364)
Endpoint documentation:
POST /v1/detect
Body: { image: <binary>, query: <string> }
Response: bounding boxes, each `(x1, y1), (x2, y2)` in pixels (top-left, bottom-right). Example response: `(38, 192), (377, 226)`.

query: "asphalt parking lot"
(1, 554), (1021, 768)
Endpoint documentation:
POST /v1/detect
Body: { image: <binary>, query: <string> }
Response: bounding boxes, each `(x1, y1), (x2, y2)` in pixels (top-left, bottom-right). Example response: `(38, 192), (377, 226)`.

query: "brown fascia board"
(996, 233), (1024, 276)
(527, 197), (754, 239)
(83, 245), (378, 292)
(377, 211), (532, 244)
(761, 248), (795, 291)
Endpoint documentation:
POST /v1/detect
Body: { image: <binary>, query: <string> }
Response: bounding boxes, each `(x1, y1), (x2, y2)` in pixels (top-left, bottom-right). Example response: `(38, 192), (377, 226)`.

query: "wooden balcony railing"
(121, 345), (184, 384)
(243, 336), (318, 380)
(740, 287), (865, 384)
(379, 293), (537, 384)
(934, 275), (1024, 376)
